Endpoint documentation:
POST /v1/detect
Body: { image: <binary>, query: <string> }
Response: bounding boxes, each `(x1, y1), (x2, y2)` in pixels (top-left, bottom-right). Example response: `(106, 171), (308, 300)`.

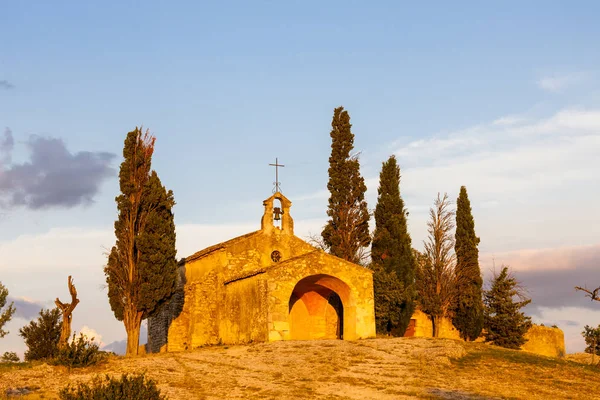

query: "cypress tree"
(453, 186), (484, 340)
(104, 127), (177, 356)
(483, 266), (532, 349)
(321, 106), (370, 264)
(371, 155), (416, 336)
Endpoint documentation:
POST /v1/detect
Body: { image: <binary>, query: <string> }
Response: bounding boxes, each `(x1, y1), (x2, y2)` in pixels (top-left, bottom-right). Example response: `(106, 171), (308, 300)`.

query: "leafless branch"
(306, 233), (328, 251)
(575, 286), (600, 302)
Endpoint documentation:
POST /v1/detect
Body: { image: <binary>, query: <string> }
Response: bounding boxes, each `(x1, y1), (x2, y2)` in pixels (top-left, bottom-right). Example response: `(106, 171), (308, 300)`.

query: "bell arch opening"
(288, 274), (356, 340)
(272, 198), (283, 228)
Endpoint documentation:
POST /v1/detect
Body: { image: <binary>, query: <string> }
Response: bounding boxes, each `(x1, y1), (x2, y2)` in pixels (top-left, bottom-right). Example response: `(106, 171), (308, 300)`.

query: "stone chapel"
(147, 191), (376, 353)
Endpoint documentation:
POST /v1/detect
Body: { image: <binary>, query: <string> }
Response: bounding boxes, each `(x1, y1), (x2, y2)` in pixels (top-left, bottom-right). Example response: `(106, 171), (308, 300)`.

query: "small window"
(271, 250), (282, 263)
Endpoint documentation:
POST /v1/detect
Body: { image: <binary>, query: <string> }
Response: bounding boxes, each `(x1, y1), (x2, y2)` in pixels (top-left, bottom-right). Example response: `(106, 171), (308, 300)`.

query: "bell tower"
(261, 191), (294, 235)
(262, 157), (294, 234)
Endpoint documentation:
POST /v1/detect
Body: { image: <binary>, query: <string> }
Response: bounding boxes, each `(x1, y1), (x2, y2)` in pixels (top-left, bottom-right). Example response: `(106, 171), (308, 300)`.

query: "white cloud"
(78, 325), (105, 347)
(394, 108), (600, 169)
(388, 107), (600, 253)
(492, 115), (527, 126)
(536, 72), (587, 93)
(0, 227), (113, 272)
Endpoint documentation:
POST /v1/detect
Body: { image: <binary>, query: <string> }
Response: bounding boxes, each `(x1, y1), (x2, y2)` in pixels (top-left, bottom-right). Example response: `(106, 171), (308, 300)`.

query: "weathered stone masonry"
(147, 192), (377, 352)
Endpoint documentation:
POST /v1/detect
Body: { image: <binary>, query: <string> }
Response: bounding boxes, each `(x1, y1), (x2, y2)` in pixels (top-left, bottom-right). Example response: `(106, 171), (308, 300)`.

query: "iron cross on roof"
(269, 158), (285, 193)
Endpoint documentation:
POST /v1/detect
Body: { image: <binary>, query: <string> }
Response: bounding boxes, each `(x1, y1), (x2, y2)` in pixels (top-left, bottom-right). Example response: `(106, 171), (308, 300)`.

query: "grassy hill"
(1, 337), (598, 399)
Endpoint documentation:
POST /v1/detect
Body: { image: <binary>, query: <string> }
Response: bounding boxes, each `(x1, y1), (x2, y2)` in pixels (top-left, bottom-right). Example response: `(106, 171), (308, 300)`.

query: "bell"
(273, 207), (282, 221)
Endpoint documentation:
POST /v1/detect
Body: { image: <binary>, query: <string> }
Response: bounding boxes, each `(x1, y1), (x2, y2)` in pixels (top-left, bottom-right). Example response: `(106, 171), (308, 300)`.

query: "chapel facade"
(147, 192), (376, 353)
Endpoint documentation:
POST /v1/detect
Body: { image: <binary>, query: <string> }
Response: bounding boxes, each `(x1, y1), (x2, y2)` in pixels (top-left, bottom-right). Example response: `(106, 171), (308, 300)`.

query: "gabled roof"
(268, 248), (373, 274)
(182, 231), (260, 263)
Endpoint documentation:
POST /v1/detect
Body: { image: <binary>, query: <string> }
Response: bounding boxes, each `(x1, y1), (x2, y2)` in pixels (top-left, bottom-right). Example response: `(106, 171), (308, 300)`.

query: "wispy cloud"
(0, 129), (116, 209)
(536, 72), (587, 93)
(480, 243), (600, 311)
(0, 80), (14, 90)
(392, 109), (599, 201)
(492, 115), (527, 126)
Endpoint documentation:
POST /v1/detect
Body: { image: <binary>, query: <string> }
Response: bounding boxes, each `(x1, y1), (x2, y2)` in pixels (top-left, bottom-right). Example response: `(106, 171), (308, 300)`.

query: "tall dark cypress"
(321, 106), (370, 264)
(453, 186), (484, 340)
(104, 127), (177, 356)
(371, 156), (416, 336)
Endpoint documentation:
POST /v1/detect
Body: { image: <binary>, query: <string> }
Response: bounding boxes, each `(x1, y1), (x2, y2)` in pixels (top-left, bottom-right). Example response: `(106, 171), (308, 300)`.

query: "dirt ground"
(1, 337), (599, 399)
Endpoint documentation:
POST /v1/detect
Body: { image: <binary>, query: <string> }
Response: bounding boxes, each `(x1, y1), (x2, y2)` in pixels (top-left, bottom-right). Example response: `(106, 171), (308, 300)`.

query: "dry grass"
(0, 338), (598, 399)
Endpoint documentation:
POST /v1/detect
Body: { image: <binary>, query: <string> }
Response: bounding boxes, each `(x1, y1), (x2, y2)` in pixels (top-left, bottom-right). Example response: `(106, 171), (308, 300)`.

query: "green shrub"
(59, 374), (166, 400)
(18, 308), (61, 361)
(582, 324), (600, 356)
(1, 351), (20, 363)
(0, 281), (16, 338)
(52, 332), (104, 368)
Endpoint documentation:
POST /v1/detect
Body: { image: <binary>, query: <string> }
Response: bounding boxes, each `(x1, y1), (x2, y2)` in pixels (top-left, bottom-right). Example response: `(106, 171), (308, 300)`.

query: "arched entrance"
(288, 274), (353, 340)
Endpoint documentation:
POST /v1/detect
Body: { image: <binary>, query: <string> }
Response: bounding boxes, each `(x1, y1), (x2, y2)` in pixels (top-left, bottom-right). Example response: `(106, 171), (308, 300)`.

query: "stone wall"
(147, 265), (186, 353)
(522, 324), (566, 358)
(406, 309), (461, 340)
(153, 203), (376, 352)
(219, 275), (269, 344)
(405, 312), (566, 358)
(265, 250), (376, 342)
(160, 228), (345, 350)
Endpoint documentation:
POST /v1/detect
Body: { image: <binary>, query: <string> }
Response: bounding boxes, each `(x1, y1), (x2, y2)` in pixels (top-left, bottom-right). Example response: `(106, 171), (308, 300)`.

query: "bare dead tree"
(575, 286), (600, 302)
(309, 205), (373, 267)
(55, 275), (80, 349)
(416, 193), (465, 337)
(307, 233), (329, 251)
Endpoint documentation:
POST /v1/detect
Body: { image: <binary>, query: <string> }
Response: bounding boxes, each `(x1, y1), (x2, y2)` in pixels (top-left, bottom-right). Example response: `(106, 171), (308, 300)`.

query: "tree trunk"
(59, 318), (72, 348)
(432, 315), (440, 337)
(55, 276), (79, 349)
(124, 309), (143, 356)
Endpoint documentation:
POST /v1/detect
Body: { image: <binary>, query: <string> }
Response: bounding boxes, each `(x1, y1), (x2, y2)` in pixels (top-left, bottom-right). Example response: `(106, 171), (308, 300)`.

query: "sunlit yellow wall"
(522, 324), (566, 358)
(408, 309), (461, 340)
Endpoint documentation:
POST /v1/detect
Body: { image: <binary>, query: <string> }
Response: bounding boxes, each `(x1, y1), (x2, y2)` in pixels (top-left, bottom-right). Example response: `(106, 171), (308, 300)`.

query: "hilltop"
(1, 338), (598, 399)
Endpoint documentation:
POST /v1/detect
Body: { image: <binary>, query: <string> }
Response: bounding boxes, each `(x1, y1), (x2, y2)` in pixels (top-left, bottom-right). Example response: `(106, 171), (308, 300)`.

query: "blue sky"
(1, 1), (599, 354)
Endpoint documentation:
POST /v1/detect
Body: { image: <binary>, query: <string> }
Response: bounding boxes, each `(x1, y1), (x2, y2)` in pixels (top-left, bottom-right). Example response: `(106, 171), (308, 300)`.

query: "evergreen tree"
(19, 308), (61, 361)
(321, 106), (370, 264)
(483, 266), (532, 349)
(104, 128), (177, 356)
(0, 281), (15, 338)
(371, 155), (416, 336)
(453, 186), (484, 341)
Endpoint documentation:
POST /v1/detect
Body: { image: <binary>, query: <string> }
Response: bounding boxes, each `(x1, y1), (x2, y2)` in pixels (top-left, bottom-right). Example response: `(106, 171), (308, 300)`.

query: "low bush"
(18, 308), (61, 361)
(1, 351), (20, 363)
(59, 374), (166, 400)
(52, 332), (104, 368)
(582, 324), (600, 356)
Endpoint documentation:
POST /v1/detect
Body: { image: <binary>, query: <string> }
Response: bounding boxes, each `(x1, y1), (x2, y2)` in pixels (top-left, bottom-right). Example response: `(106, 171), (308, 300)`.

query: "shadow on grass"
(0, 362), (33, 372)
(453, 343), (600, 373)
(427, 387), (504, 400)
